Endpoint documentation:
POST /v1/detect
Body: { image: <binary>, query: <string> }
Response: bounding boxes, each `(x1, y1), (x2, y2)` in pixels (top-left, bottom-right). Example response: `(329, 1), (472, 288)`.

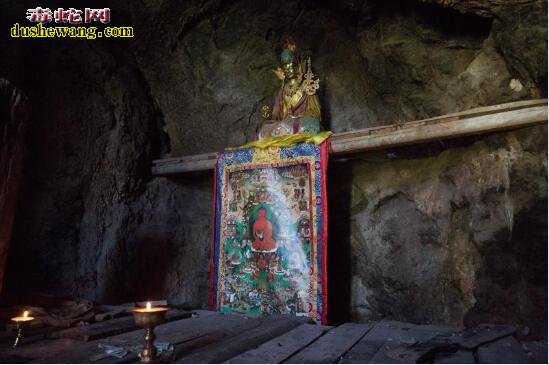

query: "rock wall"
(0, 0), (546, 337)
(0, 80), (29, 294)
(348, 128), (547, 334)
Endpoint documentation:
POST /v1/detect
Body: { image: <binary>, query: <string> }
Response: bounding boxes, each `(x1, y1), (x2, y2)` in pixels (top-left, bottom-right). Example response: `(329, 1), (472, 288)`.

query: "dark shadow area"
(327, 159), (353, 324)
(464, 199), (548, 340)
(118, 236), (172, 303)
(370, 0), (492, 37)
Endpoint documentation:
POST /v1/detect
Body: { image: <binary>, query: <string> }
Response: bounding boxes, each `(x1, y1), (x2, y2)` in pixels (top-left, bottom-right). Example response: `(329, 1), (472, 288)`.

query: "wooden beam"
(16, 311), (249, 363)
(284, 322), (374, 364)
(176, 316), (306, 363)
(48, 309), (191, 342)
(226, 323), (333, 364)
(152, 99), (548, 176)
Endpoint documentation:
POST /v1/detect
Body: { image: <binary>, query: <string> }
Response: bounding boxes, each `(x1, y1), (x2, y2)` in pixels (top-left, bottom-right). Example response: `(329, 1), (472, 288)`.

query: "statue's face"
(258, 209), (266, 218)
(282, 61), (296, 79)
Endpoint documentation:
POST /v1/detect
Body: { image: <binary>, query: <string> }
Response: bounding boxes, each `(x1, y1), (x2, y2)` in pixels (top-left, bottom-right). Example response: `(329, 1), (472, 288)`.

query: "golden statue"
(258, 37), (322, 139)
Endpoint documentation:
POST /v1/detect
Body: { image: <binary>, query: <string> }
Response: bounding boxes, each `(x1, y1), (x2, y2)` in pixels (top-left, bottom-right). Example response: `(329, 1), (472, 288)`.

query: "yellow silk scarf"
(227, 131), (332, 150)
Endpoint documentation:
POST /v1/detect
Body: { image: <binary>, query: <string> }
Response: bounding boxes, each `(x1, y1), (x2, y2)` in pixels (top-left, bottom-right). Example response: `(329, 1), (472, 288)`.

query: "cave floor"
(0, 310), (544, 364)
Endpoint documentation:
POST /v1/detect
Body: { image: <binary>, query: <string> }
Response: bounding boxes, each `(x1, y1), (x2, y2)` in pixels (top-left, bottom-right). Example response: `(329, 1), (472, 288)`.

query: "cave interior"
(0, 0), (547, 363)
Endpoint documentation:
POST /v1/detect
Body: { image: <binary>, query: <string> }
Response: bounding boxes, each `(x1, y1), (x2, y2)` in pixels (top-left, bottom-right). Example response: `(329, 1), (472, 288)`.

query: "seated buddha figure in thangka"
(258, 37), (321, 139)
(252, 208), (277, 252)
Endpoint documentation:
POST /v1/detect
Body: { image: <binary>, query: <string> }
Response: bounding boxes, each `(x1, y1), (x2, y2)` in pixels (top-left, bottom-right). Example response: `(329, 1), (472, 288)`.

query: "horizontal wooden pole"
(152, 99), (547, 175)
(331, 104), (547, 154)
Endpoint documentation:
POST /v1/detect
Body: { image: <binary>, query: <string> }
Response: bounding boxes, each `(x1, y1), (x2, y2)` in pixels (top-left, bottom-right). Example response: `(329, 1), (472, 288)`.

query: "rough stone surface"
(348, 127), (547, 337)
(422, 0), (548, 96)
(0, 80), (29, 293)
(0, 0), (546, 339)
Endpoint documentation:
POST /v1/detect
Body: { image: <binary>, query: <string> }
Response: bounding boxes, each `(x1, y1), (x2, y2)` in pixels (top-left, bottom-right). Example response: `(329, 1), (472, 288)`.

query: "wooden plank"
(15, 310), (257, 363)
(338, 333), (384, 363)
(331, 105), (547, 154)
(152, 158), (217, 175)
(227, 324), (332, 364)
(363, 323), (515, 363)
(32, 311), (262, 363)
(414, 323), (463, 334)
(381, 339), (459, 364)
(177, 316), (306, 363)
(48, 309), (191, 341)
(153, 152), (218, 165)
(434, 350), (475, 364)
(476, 336), (529, 364)
(284, 322), (374, 364)
(0, 326), (59, 345)
(368, 323), (445, 364)
(94, 303), (134, 312)
(171, 331), (227, 362)
(93, 310), (129, 322)
(457, 324), (516, 350)
(340, 321), (458, 364)
(98, 311), (265, 364)
(0, 337), (82, 363)
(0, 353), (34, 363)
(91, 332), (229, 364)
(333, 98), (547, 139)
(151, 99), (548, 175)
(521, 341), (548, 364)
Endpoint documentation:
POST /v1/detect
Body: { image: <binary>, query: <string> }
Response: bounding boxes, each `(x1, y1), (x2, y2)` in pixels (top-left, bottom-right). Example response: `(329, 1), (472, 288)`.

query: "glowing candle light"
(11, 310), (33, 323)
(133, 301), (167, 314)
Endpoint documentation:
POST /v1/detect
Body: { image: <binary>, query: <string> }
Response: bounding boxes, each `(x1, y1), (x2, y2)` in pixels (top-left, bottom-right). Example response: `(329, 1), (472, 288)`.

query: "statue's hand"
(260, 105), (272, 119)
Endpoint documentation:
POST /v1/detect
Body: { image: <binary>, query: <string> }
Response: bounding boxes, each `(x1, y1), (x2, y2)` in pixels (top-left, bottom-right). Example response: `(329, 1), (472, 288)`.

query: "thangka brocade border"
(210, 142), (328, 324)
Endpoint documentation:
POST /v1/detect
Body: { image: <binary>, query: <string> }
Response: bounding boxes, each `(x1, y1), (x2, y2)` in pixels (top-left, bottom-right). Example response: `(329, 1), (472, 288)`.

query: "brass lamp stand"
(132, 305), (168, 363)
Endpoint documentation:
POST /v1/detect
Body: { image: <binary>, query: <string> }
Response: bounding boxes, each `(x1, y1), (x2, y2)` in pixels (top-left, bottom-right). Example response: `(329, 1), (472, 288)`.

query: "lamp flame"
(23, 311), (29, 318)
(146, 302), (152, 310)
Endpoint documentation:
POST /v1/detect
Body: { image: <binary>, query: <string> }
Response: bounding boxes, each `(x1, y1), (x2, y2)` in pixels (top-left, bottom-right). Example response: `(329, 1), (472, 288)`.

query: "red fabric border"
(208, 153), (220, 310)
(320, 139), (330, 325)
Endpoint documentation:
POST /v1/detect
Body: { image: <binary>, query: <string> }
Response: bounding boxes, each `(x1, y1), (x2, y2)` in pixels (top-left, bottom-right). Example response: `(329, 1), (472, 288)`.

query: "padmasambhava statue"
(258, 37), (322, 139)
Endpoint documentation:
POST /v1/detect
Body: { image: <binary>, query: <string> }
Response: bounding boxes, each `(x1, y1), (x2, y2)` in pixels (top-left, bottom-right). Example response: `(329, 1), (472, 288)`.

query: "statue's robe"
(258, 86), (321, 139)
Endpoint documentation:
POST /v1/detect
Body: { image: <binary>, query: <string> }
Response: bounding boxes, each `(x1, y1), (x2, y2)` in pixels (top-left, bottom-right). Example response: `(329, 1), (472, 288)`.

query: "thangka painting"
(209, 142), (329, 324)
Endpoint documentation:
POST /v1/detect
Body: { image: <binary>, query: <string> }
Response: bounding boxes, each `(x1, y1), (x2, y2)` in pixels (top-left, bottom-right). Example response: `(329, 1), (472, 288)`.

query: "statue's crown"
(280, 37), (297, 64)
